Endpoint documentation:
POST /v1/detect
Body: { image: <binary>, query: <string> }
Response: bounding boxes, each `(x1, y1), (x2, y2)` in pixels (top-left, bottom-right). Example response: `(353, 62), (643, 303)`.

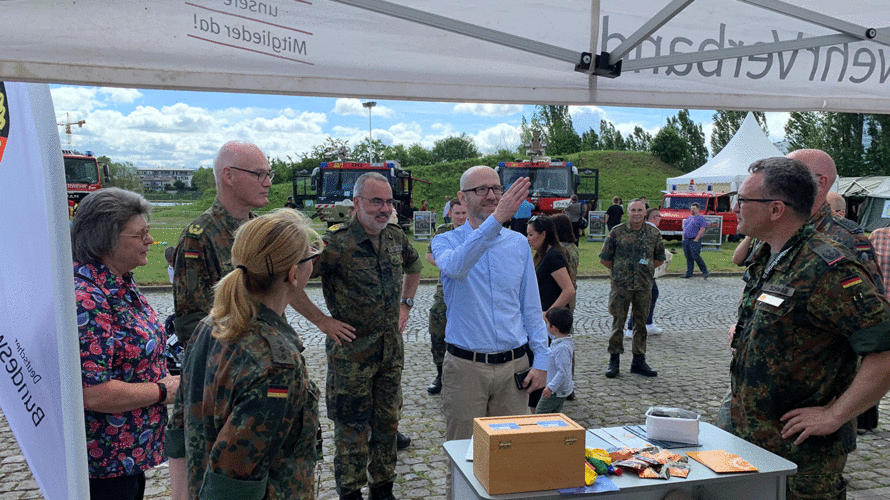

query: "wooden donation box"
(472, 414), (585, 494)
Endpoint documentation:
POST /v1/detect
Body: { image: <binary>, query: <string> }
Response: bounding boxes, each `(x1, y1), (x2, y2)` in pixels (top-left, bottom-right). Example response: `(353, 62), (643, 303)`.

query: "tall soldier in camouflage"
(166, 141), (272, 499)
(182, 210), (322, 500)
(731, 157), (890, 500)
(424, 198), (468, 395)
(600, 199), (665, 379)
(291, 172), (422, 500)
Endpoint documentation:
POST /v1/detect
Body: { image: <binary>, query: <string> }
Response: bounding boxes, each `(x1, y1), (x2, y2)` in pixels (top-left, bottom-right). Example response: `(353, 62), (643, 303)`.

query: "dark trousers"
(682, 238), (708, 276)
(627, 280), (659, 329)
(89, 472), (146, 500)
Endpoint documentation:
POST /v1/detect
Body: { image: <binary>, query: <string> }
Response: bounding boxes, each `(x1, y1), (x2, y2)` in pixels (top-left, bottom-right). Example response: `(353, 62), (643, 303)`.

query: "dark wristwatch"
(156, 382), (167, 404)
(400, 298), (414, 308)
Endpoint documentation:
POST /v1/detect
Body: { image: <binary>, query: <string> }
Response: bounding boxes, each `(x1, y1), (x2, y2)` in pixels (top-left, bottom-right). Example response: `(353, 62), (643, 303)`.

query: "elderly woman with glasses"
(72, 187), (180, 500)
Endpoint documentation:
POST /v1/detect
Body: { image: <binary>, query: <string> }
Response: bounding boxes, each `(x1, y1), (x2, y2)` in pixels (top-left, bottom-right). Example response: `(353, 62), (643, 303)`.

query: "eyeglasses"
(358, 197), (395, 208)
(462, 185), (503, 196)
(298, 253), (321, 265)
(228, 166), (275, 182)
(735, 197), (792, 207)
(121, 226), (151, 240)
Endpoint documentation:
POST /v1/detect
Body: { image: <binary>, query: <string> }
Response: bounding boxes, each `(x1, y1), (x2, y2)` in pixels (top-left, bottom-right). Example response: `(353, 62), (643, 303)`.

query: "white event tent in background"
(2, 1), (890, 498)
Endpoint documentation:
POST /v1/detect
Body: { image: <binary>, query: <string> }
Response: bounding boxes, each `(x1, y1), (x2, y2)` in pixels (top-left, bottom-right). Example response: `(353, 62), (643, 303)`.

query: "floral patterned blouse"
(75, 261), (168, 478)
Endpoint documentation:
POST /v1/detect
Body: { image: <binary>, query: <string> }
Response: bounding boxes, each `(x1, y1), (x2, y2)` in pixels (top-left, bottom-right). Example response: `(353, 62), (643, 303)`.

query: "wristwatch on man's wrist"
(400, 298), (414, 308)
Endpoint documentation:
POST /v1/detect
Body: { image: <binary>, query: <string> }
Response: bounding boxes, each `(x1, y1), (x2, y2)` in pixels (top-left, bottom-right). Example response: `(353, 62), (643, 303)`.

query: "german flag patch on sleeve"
(267, 385), (289, 399)
(184, 250), (200, 259)
(841, 276), (863, 289)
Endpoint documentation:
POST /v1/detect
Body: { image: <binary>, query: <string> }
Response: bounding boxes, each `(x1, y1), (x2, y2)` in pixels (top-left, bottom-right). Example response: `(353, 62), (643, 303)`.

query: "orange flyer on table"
(686, 450), (758, 473)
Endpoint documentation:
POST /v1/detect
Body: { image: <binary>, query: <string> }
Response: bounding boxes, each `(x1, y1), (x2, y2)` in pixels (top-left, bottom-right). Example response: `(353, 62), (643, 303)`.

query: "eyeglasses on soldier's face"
(228, 166), (275, 182)
(358, 197), (395, 209)
(461, 185), (503, 197)
(734, 197), (792, 208)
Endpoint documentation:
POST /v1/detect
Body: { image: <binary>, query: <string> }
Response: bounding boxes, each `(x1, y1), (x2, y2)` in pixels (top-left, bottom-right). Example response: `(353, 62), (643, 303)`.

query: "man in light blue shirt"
(432, 165), (549, 442)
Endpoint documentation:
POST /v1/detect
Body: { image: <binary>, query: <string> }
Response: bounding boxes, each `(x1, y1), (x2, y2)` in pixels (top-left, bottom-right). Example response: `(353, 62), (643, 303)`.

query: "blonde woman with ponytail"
(180, 209), (322, 500)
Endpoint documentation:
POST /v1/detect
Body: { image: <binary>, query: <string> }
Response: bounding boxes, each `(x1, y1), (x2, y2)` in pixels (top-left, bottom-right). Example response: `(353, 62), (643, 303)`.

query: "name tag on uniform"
(757, 293), (784, 307)
(762, 283), (795, 296)
(640, 258), (650, 265)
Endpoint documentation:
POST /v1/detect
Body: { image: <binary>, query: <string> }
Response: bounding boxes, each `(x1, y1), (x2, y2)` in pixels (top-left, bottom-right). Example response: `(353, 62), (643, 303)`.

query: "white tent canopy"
(665, 112), (783, 193)
(2, 0), (890, 111)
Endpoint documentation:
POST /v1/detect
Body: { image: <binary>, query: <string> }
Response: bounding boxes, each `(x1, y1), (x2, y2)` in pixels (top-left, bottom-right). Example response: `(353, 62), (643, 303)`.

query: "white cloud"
(99, 87), (143, 104)
(472, 123), (521, 153)
(332, 98), (395, 118)
(453, 103), (523, 117)
(765, 112), (790, 142)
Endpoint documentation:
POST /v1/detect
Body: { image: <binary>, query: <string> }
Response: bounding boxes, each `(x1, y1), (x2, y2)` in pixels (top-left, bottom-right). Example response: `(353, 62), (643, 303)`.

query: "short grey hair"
(748, 157), (817, 219)
(72, 187), (152, 263)
(354, 172), (389, 198)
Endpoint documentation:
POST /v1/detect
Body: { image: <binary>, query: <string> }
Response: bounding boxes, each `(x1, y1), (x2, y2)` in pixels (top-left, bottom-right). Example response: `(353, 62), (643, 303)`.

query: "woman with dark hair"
(526, 215), (575, 410)
(72, 187), (179, 500)
(182, 209), (322, 500)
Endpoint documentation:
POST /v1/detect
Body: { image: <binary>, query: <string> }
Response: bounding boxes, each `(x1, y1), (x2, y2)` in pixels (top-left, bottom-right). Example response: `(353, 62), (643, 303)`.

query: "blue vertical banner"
(0, 82), (89, 500)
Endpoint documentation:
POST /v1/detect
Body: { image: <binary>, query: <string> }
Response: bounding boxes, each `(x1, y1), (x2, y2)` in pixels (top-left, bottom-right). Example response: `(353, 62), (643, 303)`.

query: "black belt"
(447, 343), (528, 364)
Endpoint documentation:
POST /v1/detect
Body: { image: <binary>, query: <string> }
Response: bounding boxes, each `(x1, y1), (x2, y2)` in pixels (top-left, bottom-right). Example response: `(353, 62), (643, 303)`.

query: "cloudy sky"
(49, 85), (791, 170)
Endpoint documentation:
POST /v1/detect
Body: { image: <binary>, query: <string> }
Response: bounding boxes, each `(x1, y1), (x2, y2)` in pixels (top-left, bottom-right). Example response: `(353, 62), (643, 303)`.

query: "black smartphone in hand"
(514, 368), (531, 390)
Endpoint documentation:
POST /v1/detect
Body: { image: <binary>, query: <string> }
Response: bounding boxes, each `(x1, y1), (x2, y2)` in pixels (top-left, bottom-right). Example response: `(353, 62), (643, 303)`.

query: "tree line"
(98, 107), (890, 196)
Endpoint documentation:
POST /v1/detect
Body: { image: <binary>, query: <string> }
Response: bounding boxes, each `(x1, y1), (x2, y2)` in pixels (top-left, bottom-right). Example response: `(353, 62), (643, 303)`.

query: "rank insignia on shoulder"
(267, 385), (289, 399)
(841, 276), (863, 289)
(187, 224), (204, 236)
(328, 223), (344, 232)
(184, 250), (200, 259)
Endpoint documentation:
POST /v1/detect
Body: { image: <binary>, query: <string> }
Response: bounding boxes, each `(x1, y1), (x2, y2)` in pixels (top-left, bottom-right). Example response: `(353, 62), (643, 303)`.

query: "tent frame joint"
(576, 51), (622, 78)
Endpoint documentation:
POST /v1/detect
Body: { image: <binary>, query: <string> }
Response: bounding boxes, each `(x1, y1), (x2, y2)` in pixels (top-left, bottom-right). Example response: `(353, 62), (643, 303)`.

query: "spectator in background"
(601, 199), (665, 379)
(827, 192), (846, 218)
(421, 199), (428, 211)
(284, 196), (297, 209)
(604, 196), (623, 232)
(165, 246), (176, 284)
(641, 196), (650, 209)
(442, 195), (452, 223)
(682, 203), (709, 279)
(564, 194), (582, 239)
(626, 208), (671, 336)
(511, 197), (535, 236)
(551, 214), (579, 401)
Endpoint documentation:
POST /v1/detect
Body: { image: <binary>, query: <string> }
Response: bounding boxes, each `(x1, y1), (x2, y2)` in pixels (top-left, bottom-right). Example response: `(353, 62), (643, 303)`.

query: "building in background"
(137, 166), (195, 191)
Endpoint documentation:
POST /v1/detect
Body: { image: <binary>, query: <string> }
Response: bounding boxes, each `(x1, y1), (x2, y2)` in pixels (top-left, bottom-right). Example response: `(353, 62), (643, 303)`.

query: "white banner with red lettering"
(0, 82), (89, 500)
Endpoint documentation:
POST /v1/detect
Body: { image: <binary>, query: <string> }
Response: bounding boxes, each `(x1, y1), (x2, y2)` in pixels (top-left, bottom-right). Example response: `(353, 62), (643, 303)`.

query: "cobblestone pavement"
(2, 276), (889, 499)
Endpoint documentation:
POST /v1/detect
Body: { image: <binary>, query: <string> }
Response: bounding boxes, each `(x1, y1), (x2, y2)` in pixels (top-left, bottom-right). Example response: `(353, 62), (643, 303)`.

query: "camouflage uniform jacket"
(182, 306), (320, 500)
(173, 198), (252, 344)
(430, 223), (455, 302)
(599, 223), (666, 291)
(809, 202), (885, 294)
(731, 224), (890, 463)
(312, 220), (422, 359)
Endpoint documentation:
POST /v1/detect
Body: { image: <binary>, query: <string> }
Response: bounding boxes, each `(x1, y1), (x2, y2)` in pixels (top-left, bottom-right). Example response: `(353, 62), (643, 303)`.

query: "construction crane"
(57, 113), (85, 149)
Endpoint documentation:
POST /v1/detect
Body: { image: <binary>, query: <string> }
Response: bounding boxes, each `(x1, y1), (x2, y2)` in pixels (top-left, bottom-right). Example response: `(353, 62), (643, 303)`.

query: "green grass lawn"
(134, 213), (744, 285)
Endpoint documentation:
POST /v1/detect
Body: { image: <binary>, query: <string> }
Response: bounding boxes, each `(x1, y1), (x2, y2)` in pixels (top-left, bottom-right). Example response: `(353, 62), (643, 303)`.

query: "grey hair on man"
(354, 172), (389, 198)
(71, 187), (152, 263)
(748, 157), (817, 220)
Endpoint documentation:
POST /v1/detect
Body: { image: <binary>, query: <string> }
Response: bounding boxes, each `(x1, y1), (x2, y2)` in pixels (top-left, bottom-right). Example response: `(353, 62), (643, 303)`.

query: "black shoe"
(427, 364), (442, 395)
(396, 431), (411, 450)
(702, 272), (710, 279)
(630, 355), (658, 377)
(341, 490), (363, 500)
(682, 274), (692, 278)
(605, 354), (620, 378)
(566, 391), (576, 401)
(369, 482), (396, 500)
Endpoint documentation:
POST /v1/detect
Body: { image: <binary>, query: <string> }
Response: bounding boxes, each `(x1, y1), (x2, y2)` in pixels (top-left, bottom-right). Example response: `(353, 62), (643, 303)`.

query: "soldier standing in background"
(730, 157), (890, 500)
(425, 198), (468, 395)
(165, 140), (272, 499)
(291, 172), (422, 500)
(601, 199), (665, 379)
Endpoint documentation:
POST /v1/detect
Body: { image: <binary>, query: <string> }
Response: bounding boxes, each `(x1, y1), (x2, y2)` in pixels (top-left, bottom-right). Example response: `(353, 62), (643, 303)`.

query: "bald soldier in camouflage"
(291, 172), (422, 500)
(600, 199), (665, 379)
(166, 141), (272, 498)
(172, 141), (273, 342)
(731, 157), (890, 500)
(425, 198), (468, 395)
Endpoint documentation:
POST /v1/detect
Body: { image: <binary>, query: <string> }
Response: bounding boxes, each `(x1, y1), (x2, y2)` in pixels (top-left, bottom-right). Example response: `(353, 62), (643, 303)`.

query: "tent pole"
(607, 0), (695, 65)
(740, 0), (890, 46)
